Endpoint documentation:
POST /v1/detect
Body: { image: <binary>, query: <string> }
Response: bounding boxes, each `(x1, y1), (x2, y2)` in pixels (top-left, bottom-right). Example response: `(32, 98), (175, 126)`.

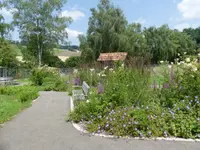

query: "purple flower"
(122, 116), (125, 120)
(98, 130), (101, 134)
(139, 132), (144, 137)
(198, 134), (200, 138)
(134, 121), (138, 125)
(195, 96), (198, 99)
(105, 124), (109, 128)
(132, 106), (134, 109)
(110, 118), (113, 121)
(186, 106), (190, 110)
(97, 83), (104, 94)
(98, 115), (102, 118)
(185, 96), (189, 98)
(164, 131), (168, 137)
(174, 104), (177, 107)
(177, 107), (180, 111)
(124, 112), (127, 116)
(135, 128), (138, 131)
(123, 124), (126, 128)
(169, 110), (175, 116)
(148, 116), (152, 120)
(148, 131), (152, 135)
(163, 83), (170, 89)
(74, 78), (80, 85)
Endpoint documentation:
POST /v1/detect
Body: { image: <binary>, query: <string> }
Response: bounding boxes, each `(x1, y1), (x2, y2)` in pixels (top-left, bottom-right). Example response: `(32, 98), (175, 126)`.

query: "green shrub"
(30, 67), (48, 86)
(65, 56), (82, 68)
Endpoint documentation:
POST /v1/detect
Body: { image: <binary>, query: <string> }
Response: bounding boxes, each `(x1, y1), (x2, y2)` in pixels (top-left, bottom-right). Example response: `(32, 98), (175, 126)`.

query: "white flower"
(73, 69), (78, 74)
(180, 61), (185, 64)
(185, 58), (190, 63)
(177, 62), (181, 66)
(171, 62), (174, 65)
(90, 68), (95, 72)
(104, 66), (108, 70)
(86, 100), (90, 103)
(178, 53), (180, 56)
(160, 61), (164, 64)
(121, 63), (124, 68)
(97, 73), (101, 76)
(198, 53), (200, 56)
(184, 52), (187, 55)
(168, 65), (172, 69)
(192, 67), (198, 72)
(194, 59), (198, 63)
(109, 68), (114, 71)
(102, 74), (106, 77)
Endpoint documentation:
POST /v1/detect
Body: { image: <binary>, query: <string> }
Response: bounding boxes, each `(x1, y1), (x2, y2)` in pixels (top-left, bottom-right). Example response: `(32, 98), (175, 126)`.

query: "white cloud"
(177, 0), (200, 20)
(174, 23), (190, 31)
(134, 17), (146, 25)
(61, 10), (85, 21)
(174, 23), (199, 31)
(66, 28), (83, 38)
(0, 8), (12, 18)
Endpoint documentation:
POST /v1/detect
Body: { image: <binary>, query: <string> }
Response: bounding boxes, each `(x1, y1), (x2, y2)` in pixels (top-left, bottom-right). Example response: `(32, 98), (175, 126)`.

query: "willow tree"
(86, 0), (128, 60)
(8, 0), (72, 66)
(144, 25), (195, 63)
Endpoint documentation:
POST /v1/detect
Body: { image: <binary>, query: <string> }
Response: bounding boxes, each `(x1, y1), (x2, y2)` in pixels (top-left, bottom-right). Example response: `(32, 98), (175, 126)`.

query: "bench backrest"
(82, 81), (90, 96)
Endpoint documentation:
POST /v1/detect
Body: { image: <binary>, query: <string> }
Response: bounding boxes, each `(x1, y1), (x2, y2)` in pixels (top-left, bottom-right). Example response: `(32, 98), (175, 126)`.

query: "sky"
(0, 0), (200, 45)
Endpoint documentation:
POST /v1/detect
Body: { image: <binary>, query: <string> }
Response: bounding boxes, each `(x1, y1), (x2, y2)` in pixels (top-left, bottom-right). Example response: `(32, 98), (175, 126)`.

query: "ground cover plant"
(0, 85), (39, 124)
(69, 57), (200, 139)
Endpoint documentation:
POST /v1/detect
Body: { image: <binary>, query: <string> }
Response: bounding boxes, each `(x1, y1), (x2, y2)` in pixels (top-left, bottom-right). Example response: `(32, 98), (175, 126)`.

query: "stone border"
(70, 96), (200, 142)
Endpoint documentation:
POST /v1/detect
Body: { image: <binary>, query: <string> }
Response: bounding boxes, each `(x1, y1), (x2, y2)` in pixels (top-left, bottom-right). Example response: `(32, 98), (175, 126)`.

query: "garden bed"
(69, 61), (200, 140)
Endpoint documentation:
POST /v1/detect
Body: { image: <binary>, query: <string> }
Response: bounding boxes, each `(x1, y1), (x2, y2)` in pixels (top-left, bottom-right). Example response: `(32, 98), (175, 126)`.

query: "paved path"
(0, 91), (199, 150)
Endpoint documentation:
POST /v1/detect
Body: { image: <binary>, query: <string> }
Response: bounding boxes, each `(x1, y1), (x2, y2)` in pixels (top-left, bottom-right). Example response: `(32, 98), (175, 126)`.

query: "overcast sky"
(0, 0), (200, 45)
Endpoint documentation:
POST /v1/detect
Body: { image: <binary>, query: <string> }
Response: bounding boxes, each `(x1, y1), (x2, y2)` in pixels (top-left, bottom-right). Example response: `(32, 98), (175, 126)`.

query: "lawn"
(0, 95), (25, 124)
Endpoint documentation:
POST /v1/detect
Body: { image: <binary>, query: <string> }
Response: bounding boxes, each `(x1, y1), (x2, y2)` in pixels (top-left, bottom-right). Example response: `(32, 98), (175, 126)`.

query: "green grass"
(0, 95), (32, 124)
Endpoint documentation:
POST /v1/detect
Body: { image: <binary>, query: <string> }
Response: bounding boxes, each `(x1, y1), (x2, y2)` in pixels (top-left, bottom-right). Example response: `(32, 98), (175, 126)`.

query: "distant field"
(54, 48), (81, 57)
(11, 45), (81, 57)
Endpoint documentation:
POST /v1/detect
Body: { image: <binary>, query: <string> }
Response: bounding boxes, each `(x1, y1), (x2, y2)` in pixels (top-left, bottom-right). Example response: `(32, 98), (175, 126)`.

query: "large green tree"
(183, 27), (200, 50)
(144, 25), (195, 63)
(86, 0), (127, 60)
(8, 0), (72, 66)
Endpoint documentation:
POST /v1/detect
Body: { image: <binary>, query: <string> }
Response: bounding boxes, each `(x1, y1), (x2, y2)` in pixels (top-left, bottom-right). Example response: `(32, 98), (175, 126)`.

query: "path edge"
(70, 96), (200, 142)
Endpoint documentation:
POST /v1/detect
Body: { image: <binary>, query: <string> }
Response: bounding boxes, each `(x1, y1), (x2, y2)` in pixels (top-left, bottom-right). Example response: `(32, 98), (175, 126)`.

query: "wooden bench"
(72, 81), (90, 101)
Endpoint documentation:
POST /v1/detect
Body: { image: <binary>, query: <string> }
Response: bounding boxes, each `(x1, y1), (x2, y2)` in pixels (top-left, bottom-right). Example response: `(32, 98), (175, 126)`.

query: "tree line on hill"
(0, 0), (200, 69)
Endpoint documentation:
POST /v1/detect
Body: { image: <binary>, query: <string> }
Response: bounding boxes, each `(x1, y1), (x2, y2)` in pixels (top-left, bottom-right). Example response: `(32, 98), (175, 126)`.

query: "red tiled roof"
(97, 52), (128, 61)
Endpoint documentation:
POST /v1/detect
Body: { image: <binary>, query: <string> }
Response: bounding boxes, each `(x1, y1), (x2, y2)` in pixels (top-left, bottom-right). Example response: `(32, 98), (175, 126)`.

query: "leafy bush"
(65, 56), (82, 68)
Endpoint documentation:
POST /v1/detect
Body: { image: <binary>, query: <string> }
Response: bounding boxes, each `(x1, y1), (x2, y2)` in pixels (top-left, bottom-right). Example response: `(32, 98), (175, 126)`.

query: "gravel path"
(0, 91), (200, 150)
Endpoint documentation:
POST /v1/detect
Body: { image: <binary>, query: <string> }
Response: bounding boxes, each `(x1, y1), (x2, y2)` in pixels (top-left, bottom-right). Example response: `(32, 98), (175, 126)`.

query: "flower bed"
(69, 59), (200, 139)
